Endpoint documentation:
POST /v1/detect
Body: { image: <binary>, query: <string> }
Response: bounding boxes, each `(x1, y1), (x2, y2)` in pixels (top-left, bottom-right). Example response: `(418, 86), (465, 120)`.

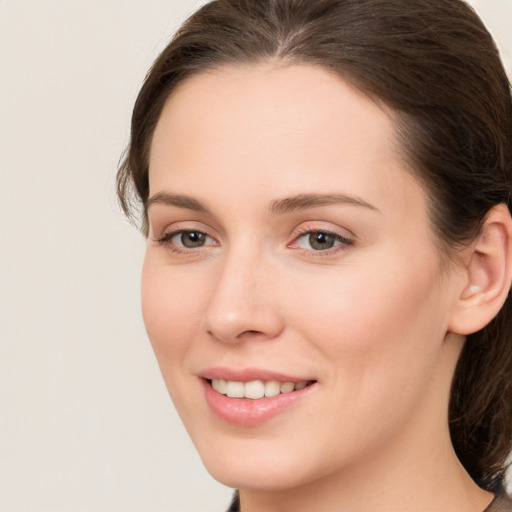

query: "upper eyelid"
(154, 228), (217, 243)
(291, 230), (354, 247)
(290, 221), (356, 240)
(151, 220), (218, 239)
(295, 230), (353, 242)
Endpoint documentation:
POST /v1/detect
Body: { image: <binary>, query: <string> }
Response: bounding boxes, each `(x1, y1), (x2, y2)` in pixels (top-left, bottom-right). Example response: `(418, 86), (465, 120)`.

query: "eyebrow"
(145, 191), (379, 215)
(269, 193), (379, 215)
(146, 192), (208, 212)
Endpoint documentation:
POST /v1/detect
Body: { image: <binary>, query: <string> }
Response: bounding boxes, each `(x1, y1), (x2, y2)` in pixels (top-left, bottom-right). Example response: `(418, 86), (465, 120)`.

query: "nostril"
(236, 329), (266, 340)
(202, 301), (284, 343)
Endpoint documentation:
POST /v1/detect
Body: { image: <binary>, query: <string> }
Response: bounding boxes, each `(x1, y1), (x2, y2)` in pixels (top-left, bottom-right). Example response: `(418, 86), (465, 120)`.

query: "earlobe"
(449, 204), (512, 336)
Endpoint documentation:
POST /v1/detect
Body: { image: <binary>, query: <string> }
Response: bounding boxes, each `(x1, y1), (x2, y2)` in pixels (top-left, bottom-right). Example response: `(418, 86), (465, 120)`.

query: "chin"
(192, 433), (330, 492)
(204, 458), (310, 491)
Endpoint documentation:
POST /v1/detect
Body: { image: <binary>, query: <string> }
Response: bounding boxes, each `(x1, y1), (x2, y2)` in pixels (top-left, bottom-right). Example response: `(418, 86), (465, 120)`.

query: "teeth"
(226, 381), (244, 398)
(264, 380), (281, 397)
(211, 379), (311, 399)
(212, 379), (227, 394)
(245, 380), (265, 399)
(280, 382), (294, 393)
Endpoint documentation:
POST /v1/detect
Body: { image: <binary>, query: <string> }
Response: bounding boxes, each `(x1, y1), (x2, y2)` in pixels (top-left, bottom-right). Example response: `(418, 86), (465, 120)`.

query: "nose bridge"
(202, 239), (282, 343)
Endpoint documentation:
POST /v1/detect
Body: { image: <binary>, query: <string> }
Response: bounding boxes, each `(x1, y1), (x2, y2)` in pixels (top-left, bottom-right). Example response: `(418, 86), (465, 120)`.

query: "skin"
(143, 64), (494, 511)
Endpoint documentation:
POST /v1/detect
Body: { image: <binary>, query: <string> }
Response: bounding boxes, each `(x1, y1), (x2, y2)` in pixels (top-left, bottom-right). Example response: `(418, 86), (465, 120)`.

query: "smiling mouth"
(207, 378), (316, 400)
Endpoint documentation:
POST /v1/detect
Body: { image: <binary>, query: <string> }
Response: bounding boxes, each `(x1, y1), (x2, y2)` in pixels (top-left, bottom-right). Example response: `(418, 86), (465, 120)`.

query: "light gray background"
(1, 1), (511, 511)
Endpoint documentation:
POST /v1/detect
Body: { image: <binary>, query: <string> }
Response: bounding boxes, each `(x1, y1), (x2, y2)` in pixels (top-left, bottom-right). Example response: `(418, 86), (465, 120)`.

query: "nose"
(201, 248), (284, 344)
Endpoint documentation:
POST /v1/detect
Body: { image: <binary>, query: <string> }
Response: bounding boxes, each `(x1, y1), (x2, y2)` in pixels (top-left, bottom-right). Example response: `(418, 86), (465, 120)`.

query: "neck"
(239, 430), (493, 512)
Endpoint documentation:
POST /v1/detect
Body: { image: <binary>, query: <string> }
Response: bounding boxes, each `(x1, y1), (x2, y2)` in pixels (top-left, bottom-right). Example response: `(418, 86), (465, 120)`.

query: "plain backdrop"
(1, 1), (511, 511)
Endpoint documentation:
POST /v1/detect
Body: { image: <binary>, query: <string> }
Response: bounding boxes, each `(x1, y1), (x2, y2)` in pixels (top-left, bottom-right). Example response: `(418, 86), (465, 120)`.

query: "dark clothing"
(226, 489), (512, 511)
(485, 491), (512, 512)
(226, 490), (240, 512)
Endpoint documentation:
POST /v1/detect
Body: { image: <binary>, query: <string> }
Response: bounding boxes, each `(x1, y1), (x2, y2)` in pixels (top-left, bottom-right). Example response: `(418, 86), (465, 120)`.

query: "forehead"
(151, 63), (397, 167)
(148, 63), (426, 225)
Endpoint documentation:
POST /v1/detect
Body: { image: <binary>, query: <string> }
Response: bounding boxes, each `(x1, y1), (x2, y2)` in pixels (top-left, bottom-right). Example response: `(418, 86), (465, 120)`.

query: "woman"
(117, 1), (512, 510)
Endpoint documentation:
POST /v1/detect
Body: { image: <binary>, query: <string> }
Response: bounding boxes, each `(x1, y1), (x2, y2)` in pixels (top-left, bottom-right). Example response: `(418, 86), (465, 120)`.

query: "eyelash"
(153, 229), (218, 254)
(291, 227), (354, 256)
(153, 228), (354, 256)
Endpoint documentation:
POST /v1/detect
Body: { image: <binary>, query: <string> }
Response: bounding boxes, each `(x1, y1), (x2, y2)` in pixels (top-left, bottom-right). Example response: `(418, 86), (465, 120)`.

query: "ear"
(448, 204), (512, 336)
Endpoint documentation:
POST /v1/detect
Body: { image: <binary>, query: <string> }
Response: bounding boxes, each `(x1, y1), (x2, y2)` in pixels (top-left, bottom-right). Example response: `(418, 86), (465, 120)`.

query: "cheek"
(141, 256), (204, 367)
(285, 251), (448, 387)
(279, 256), (451, 460)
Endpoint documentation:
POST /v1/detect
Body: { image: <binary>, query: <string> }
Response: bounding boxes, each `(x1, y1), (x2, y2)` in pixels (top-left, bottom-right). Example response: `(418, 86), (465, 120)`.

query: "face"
(143, 64), (464, 490)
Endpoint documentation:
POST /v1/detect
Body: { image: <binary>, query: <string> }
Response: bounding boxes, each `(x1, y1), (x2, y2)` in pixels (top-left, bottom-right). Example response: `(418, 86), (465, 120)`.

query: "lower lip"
(202, 379), (316, 426)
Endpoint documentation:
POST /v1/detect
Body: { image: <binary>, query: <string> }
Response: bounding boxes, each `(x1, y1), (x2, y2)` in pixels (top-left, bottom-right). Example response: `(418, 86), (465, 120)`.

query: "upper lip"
(199, 366), (316, 383)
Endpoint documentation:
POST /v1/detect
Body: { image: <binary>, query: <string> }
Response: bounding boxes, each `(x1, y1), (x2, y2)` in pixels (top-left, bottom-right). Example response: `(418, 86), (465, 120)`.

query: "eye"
(173, 230), (210, 248)
(155, 229), (217, 251)
(294, 230), (353, 252)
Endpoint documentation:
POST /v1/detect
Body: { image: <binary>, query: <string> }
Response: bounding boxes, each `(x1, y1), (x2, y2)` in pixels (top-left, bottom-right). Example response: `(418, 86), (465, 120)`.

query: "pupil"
(182, 231), (205, 248)
(309, 232), (334, 250)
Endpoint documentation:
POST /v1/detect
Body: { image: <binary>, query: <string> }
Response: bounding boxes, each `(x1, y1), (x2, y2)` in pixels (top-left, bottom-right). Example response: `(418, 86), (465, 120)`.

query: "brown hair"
(117, 0), (512, 491)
